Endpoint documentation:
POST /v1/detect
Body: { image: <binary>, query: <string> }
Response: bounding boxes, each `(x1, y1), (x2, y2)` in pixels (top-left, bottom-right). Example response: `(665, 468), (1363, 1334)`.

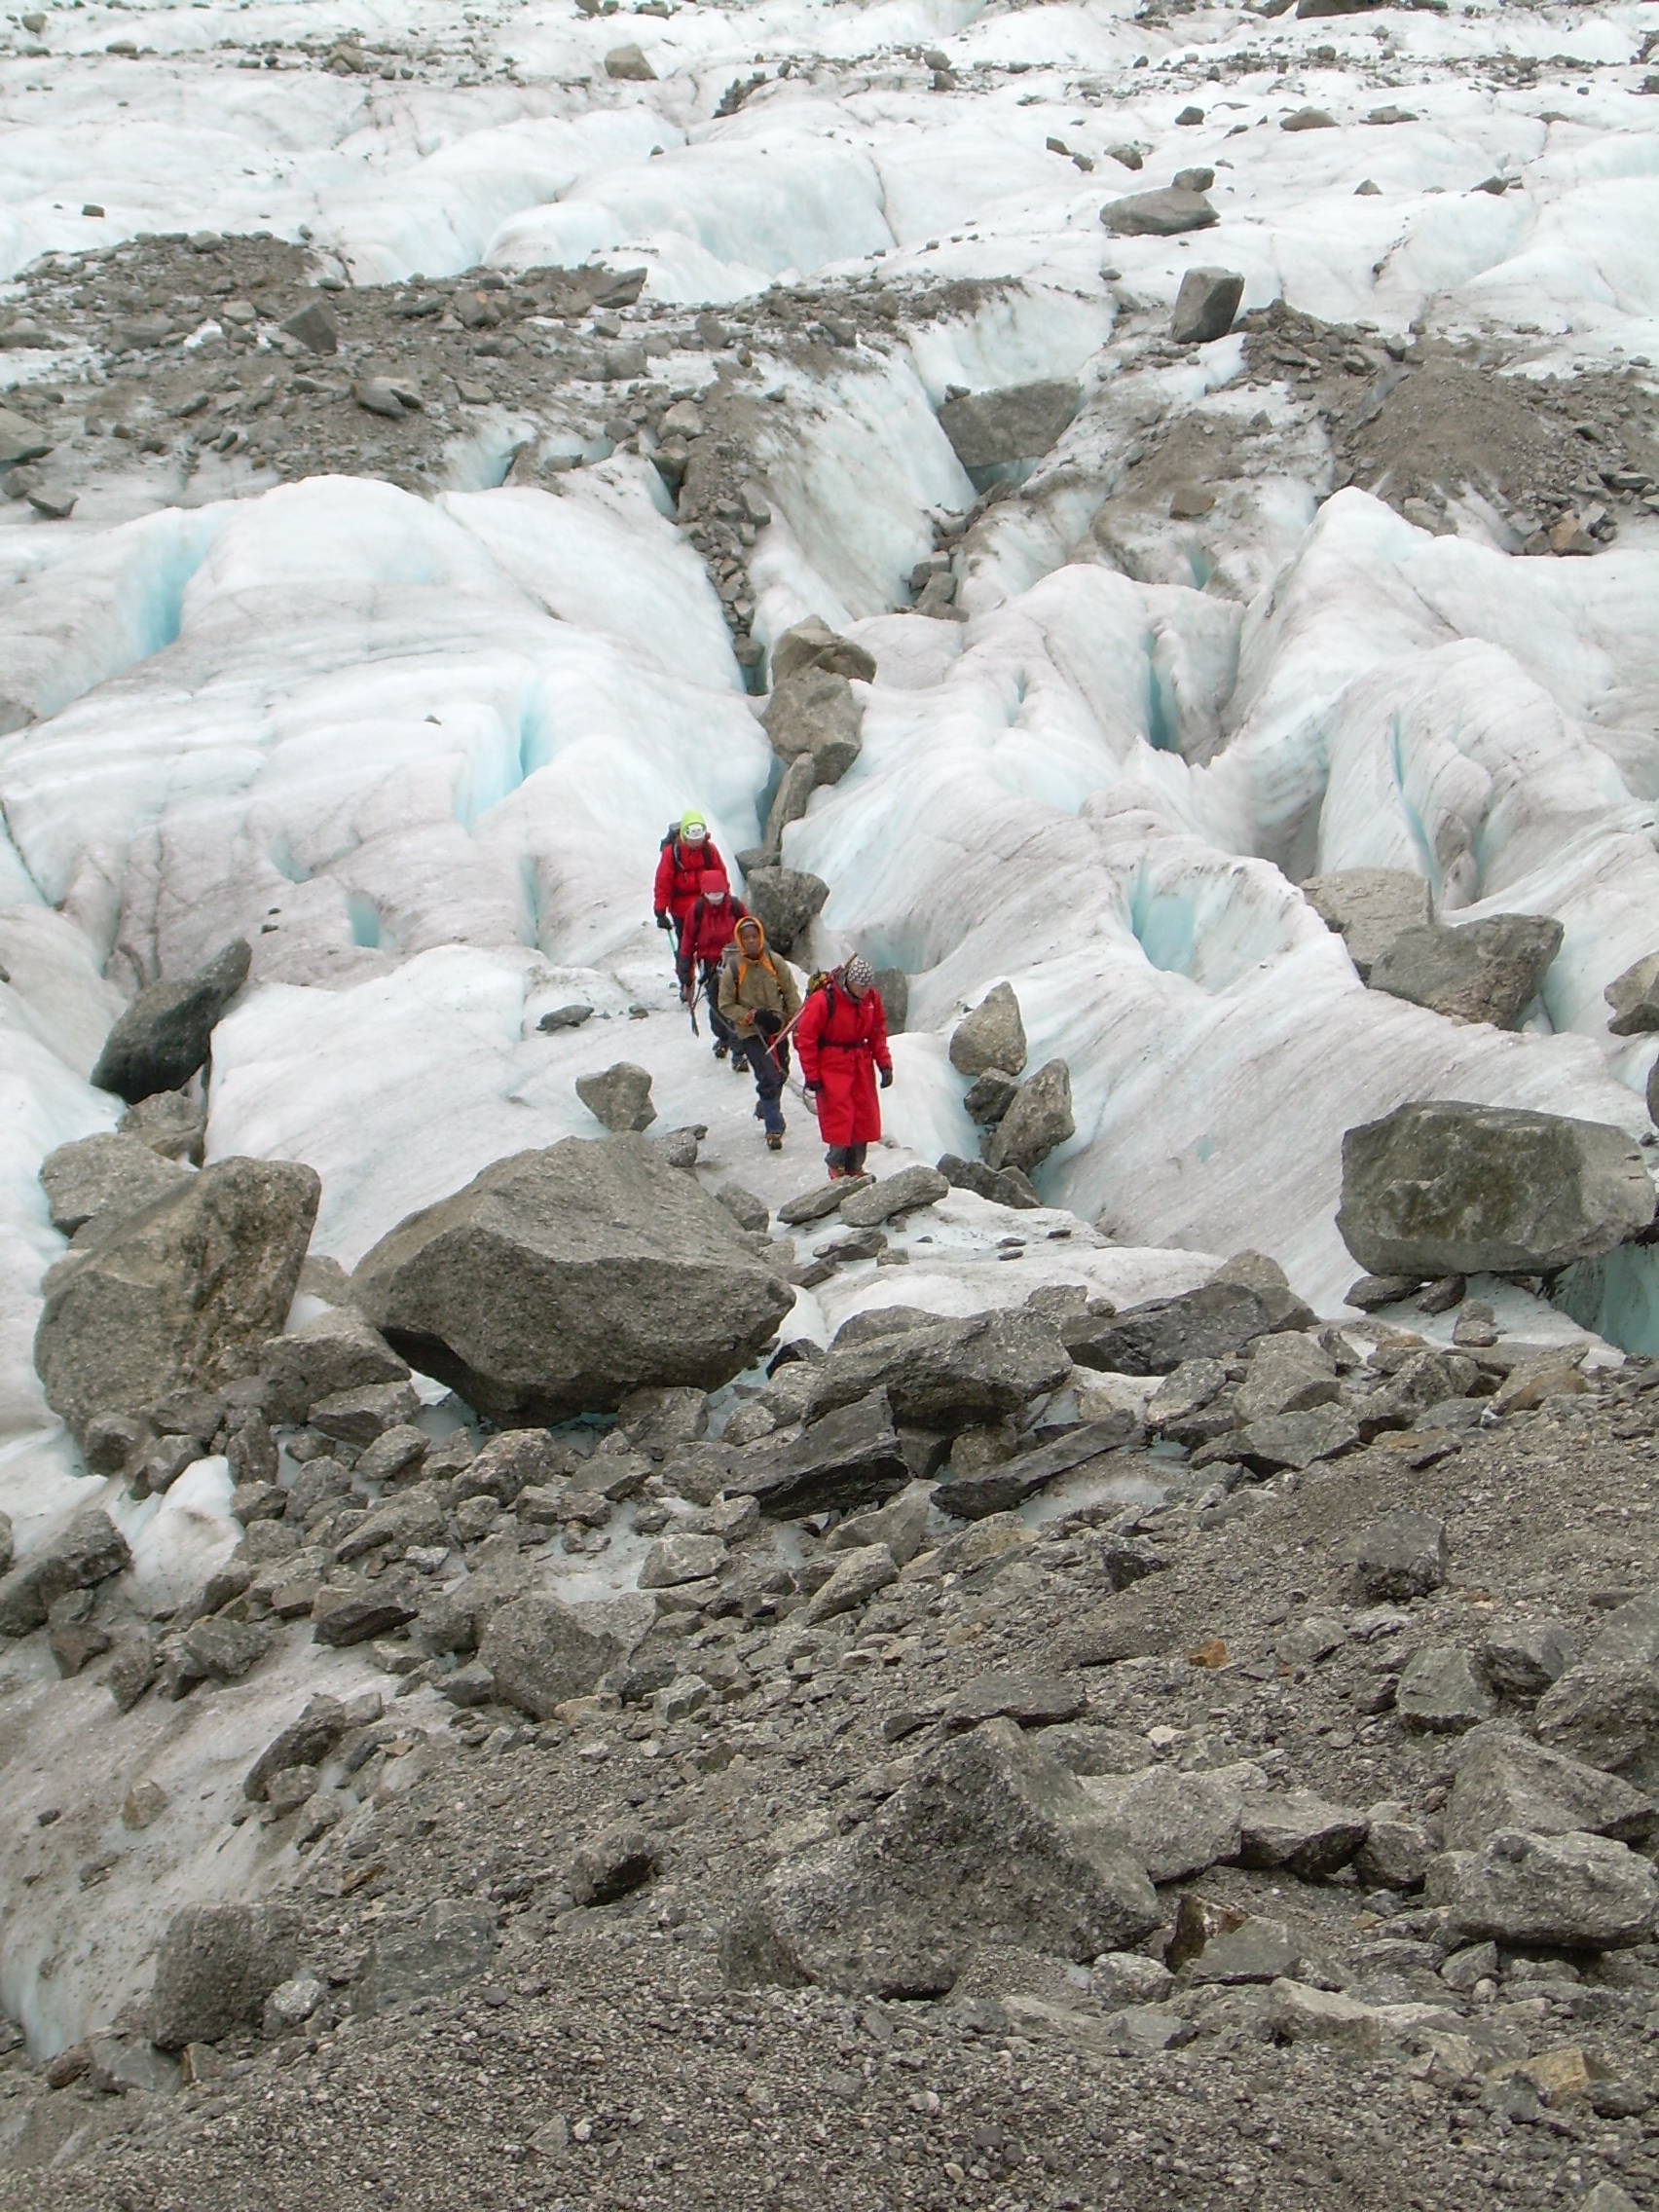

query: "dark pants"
(736, 1033), (786, 1134)
(682, 958), (738, 1050)
(827, 1143), (868, 1175)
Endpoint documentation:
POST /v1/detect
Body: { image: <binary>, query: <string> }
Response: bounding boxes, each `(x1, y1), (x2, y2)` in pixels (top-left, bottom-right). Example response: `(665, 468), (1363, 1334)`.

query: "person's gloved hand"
(802, 1082), (821, 1103)
(655, 911), (673, 932)
(879, 1066), (894, 1089)
(753, 1010), (781, 1037)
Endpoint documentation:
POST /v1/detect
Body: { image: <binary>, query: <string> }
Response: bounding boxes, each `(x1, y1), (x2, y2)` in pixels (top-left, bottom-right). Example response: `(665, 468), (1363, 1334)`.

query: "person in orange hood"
(793, 954), (891, 1178)
(718, 914), (801, 1150)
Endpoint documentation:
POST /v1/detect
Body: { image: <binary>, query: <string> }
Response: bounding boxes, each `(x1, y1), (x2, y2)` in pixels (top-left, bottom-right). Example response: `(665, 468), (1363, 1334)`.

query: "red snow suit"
(794, 977), (891, 1147)
(653, 836), (727, 938)
(680, 884), (746, 967)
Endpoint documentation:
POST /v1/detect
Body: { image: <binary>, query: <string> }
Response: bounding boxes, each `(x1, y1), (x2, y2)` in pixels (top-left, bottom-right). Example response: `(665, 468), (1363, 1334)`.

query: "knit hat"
(843, 954), (875, 991)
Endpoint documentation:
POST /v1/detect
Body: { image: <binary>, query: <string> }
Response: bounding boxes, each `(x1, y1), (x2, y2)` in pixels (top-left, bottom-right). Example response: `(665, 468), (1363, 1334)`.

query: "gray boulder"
(1587, 1589), (1659, 1670)
(759, 754), (816, 858)
(1100, 187), (1218, 236)
(0, 1506), (130, 1638)
(1535, 1663), (1659, 1778)
(1604, 950), (1659, 1036)
(1208, 1251), (1314, 1332)
(828, 1482), (932, 1567)
(1235, 1332), (1338, 1423)
(725, 1388), (908, 1517)
(568, 1824), (661, 1907)
(940, 1672), (1087, 1733)
(604, 41), (655, 79)
(259, 1308), (410, 1425)
(1366, 915), (1564, 1029)
(1170, 267), (1243, 346)
(1186, 1914), (1304, 1985)
(741, 866), (830, 956)
(838, 1165), (949, 1226)
(1353, 1807), (1441, 1892)
(33, 1158), (319, 1442)
(280, 301), (340, 354)
(1302, 868), (1432, 980)
(949, 982), (1027, 1078)
(986, 1060), (1074, 1174)
(1347, 1510), (1447, 1601)
(118, 1088), (207, 1165)
(307, 1379), (421, 1446)
(1233, 1404), (1359, 1472)
(1444, 1724), (1656, 1849)
(1063, 1281), (1276, 1375)
(801, 1541), (898, 1625)
(799, 1309), (1069, 1430)
(769, 616), (876, 687)
(147, 1902), (301, 2048)
(477, 1595), (626, 1719)
(243, 1696), (350, 1801)
(761, 668), (864, 786)
(38, 1133), (190, 1239)
(638, 1530), (727, 1588)
(90, 938), (251, 1104)
(1396, 1646), (1494, 1733)
(1236, 1788), (1368, 1877)
(351, 1135), (792, 1423)
(1338, 1100), (1654, 1276)
(933, 1415), (1139, 1521)
(1079, 1762), (1249, 1882)
(937, 382), (1079, 473)
(354, 1900), (498, 2015)
(1435, 1829), (1659, 1951)
(963, 1069), (1021, 1124)
(937, 1154), (1042, 1209)
(574, 1061), (655, 1133)
(1479, 1616), (1576, 1697)
(871, 969), (908, 1033)
(727, 1717), (1159, 1996)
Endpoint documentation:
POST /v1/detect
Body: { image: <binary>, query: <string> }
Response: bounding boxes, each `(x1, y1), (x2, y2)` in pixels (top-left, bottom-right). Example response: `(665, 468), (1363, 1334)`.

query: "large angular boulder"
(259, 1308), (410, 1426)
(38, 1133), (191, 1239)
(1604, 951), (1659, 1036)
(1535, 1663), (1659, 1779)
(1302, 869), (1432, 980)
(90, 938), (251, 1104)
(1170, 266), (1243, 346)
(1062, 1281), (1277, 1375)
(1366, 915), (1564, 1029)
(1099, 187), (1218, 237)
(799, 1309), (1070, 1431)
(761, 668), (864, 786)
(948, 983), (1027, 1078)
(1444, 1725), (1656, 1850)
(1078, 1762), (1251, 1883)
(33, 1158), (320, 1442)
(0, 1506), (130, 1638)
(938, 1155), (1041, 1209)
(477, 1595), (627, 1719)
(1434, 1829), (1659, 1951)
(986, 1060), (1074, 1174)
(724, 1717), (1159, 1996)
(724, 1389), (909, 1517)
(1235, 1332), (1338, 1423)
(1347, 1510), (1446, 1601)
(1236, 1788), (1368, 1877)
(574, 1062), (655, 1133)
(740, 866), (830, 956)
(1337, 1100), (1654, 1276)
(838, 1164), (949, 1227)
(353, 1900), (498, 2015)
(937, 382), (1079, 473)
(146, 1902), (301, 2048)
(351, 1136), (793, 1422)
(769, 616), (876, 687)
(119, 1088), (207, 1165)
(932, 1415), (1139, 1521)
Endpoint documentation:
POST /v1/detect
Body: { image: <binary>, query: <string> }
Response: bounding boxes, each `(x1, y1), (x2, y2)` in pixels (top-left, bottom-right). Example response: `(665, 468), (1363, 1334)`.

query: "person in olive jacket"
(718, 914), (801, 1151)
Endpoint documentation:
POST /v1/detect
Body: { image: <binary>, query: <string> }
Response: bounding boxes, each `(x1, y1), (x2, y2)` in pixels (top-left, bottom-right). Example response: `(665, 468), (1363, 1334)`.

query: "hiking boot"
(713, 1040), (728, 1059)
(766, 1131), (784, 1152)
(730, 1053), (748, 1075)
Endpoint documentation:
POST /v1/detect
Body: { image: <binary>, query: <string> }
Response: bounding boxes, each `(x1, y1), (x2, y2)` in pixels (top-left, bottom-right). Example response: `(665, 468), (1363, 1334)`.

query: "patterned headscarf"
(843, 955), (875, 992)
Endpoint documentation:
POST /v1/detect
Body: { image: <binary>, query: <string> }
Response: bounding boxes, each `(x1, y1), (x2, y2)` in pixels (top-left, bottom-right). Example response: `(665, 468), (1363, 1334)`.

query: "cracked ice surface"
(2, 0), (1659, 2050)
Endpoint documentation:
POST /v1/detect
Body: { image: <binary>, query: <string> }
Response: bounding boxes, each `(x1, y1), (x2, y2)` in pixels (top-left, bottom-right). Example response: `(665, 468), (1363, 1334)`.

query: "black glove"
(753, 1009), (782, 1037)
(879, 1066), (894, 1089)
(802, 1081), (821, 1102)
(655, 911), (673, 932)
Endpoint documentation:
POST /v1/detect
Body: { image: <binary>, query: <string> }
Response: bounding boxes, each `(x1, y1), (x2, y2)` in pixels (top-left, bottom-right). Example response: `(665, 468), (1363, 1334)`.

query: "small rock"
(838, 1166), (949, 1227)
(122, 1779), (168, 1830)
(604, 41), (656, 79)
(262, 1974), (324, 2038)
(1281, 106), (1337, 129)
(280, 301), (340, 354)
(1479, 1617), (1576, 1697)
(1348, 1510), (1447, 1601)
(639, 1531), (727, 1588)
(1100, 187), (1218, 238)
(802, 1542), (898, 1625)
(147, 1903), (301, 2049)
(1237, 1788), (1368, 1877)
(568, 1823), (661, 1906)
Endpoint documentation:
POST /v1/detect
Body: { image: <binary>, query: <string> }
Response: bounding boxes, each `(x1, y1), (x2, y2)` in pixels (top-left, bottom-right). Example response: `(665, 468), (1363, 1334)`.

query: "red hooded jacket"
(794, 976), (891, 1146)
(653, 835), (726, 935)
(678, 883), (746, 971)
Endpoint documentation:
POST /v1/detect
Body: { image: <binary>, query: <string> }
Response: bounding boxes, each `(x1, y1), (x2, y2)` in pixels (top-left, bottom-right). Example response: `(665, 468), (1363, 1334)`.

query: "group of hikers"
(652, 810), (891, 1175)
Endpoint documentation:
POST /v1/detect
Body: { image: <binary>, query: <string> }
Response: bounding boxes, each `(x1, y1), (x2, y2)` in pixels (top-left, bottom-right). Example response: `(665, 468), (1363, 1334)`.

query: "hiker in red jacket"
(794, 954), (892, 1179)
(676, 874), (746, 1057)
(652, 811), (726, 948)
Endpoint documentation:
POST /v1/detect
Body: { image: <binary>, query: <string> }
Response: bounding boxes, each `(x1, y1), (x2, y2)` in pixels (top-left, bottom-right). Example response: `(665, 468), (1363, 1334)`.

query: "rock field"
(3, 0), (1659, 2202)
